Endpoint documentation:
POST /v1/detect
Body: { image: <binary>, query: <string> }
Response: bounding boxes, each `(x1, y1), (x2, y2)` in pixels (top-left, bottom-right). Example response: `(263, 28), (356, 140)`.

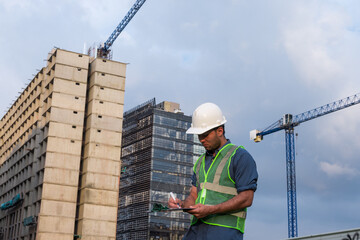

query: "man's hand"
(187, 190), (254, 218)
(187, 203), (215, 219)
(168, 196), (182, 209)
(168, 186), (198, 209)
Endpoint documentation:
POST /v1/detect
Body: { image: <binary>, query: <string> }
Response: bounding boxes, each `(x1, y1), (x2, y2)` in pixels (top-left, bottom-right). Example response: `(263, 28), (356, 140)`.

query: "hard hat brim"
(186, 120), (226, 135)
(186, 127), (209, 135)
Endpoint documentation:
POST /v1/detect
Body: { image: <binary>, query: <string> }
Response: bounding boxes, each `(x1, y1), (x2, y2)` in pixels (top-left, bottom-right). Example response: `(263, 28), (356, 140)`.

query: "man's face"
(198, 127), (222, 152)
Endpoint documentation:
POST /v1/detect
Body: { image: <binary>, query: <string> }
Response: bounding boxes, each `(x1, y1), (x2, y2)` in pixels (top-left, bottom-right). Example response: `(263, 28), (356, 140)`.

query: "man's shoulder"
(231, 144), (248, 154)
(231, 146), (255, 163)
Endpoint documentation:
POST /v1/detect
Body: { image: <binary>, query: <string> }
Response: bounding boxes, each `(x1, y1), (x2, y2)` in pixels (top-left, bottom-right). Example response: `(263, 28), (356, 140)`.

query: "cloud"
(77, 0), (133, 30)
(148, 45), (201, 70)
(281, 1), (359, 88)
(315, 107), (360, 160)
(0, 0), (35, 11)
(320, 161), (359, 177)
(0, 64), (26, 114)
(117, 31), (136, 47)
(0, 0), (47, 21)
(180, 21), (199, 31)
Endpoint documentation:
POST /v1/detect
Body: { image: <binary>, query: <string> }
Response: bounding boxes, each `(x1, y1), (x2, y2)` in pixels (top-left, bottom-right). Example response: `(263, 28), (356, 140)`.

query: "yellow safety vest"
(192, 143), (247, 233)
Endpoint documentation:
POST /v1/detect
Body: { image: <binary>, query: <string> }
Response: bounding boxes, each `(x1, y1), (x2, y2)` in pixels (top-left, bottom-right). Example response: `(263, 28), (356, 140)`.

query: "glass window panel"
(152, 137), (195, 152)
(122, 137), (152, 157)
(151, 171), (191, 185)
(152, 160), (192, 175)
(153, 115), (191, 130)
(193, 145), (205, 155)
(152, 148), (194, 164)
(150, 215), (190, 231)
(153, 126), (194, 141)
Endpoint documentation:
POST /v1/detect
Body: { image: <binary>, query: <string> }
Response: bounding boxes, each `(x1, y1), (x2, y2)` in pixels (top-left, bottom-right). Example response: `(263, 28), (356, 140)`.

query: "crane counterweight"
(250, 129), (262, 142)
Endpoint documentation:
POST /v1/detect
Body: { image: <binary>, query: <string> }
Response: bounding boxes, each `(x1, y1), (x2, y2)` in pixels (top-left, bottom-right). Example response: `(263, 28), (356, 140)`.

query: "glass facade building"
(116, 99), (203, 240)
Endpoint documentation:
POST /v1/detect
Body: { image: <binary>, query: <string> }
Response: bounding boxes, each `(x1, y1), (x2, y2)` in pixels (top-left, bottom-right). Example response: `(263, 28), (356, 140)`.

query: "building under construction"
(0, 48), (126, 240)
(117, 99), (203, 240)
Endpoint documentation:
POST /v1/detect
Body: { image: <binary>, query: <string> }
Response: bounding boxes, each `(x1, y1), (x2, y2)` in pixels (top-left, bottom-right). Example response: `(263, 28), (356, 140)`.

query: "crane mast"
(250, 92), (360, 238)
(97, 0), (147, 59)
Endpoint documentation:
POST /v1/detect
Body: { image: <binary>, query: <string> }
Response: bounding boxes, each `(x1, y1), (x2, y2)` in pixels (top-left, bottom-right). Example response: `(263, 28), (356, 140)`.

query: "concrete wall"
(75, 58), (126, 240)
(0, 48), (126, 240)
(0, 67), (45, 240)
(36, 49), (89, 240)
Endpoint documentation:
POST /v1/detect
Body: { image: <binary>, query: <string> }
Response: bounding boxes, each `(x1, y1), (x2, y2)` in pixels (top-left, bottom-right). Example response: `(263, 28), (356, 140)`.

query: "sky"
(1, 0), (360, 239)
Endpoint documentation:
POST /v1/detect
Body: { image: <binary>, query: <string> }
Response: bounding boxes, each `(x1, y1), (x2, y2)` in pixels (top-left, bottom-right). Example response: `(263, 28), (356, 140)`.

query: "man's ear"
(216, 126), (224, 137)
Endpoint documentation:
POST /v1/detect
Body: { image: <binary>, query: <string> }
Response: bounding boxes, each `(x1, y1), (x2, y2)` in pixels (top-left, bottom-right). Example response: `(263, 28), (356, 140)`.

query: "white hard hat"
(186, 103), (227, 135)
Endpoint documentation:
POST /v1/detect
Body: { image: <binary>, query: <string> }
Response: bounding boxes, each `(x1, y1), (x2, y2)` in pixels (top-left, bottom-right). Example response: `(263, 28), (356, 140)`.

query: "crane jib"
(257, 92), (360, 137)
(104, 0), (147, 51)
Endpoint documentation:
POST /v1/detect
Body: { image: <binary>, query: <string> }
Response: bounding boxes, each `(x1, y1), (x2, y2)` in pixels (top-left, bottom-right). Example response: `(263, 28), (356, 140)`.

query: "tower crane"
(96, 0), (147, 59)
(250, 93), (360, 238)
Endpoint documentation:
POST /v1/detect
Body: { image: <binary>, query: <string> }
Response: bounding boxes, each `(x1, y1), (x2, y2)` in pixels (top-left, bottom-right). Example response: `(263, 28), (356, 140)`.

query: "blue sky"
(1, 0), (360, 239)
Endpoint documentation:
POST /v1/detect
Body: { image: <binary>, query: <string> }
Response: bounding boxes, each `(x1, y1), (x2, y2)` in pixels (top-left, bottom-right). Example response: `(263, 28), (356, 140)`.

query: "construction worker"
(168, 103), (258, 240)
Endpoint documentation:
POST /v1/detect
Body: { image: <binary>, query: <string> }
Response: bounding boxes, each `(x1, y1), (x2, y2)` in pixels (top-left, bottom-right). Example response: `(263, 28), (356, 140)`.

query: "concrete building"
(116, 99), (203, 240)
(0, 48), (126, 240)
